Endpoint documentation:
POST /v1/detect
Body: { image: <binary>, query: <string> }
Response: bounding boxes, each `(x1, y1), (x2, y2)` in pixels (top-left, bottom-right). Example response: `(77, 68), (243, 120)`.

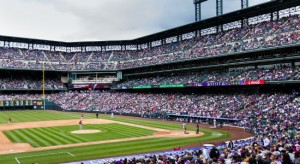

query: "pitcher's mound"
(71, 130), (101, 134)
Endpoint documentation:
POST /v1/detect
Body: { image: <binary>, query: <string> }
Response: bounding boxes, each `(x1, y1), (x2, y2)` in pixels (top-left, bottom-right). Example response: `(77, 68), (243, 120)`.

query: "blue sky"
(0, 0), (270, 41)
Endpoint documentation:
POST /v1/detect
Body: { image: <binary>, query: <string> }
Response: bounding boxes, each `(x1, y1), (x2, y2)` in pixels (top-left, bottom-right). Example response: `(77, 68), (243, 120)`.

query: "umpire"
(196, 123), (199, 134)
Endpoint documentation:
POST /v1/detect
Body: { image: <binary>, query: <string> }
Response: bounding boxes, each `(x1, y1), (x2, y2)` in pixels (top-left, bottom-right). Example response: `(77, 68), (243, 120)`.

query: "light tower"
(194, 0), (208, 22)
(194, 0), (249, 22)
(241, 0), (249, 26)
(216, 0), (223, 16)
(241, 0), (249, 9)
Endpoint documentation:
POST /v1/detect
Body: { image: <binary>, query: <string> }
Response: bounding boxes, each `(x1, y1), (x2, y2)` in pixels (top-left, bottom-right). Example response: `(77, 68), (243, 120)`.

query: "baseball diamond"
(0, 110), (251, 164)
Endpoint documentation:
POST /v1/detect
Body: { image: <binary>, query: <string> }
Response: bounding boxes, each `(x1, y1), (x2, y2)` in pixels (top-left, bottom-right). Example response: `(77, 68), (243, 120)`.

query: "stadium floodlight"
(193, 0), (208, 22)
(194, 0), (222, 21)
(241, 0), (249, 9)
(194, 0), (249, 22)
(193, 0), (208, 4)
(216, 0), (223, 16)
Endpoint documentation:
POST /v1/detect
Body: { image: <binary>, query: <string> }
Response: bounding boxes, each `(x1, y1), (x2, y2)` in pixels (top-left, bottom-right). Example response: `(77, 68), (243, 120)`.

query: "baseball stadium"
(0, 0), (300, 164)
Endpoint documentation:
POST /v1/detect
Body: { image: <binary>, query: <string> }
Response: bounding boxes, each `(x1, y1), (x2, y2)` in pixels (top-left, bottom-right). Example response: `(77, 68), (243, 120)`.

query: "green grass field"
(4, 124), (156, 147)
(0, 110), (230, 164)
(0, 110), (94, 124)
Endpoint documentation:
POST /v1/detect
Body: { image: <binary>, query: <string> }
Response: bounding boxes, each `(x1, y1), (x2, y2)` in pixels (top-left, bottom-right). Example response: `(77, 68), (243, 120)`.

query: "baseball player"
(79, 120), (83, 130)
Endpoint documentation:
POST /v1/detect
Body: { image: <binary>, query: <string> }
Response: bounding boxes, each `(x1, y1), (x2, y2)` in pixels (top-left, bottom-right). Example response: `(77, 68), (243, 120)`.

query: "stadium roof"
(0, 0), (299, 47)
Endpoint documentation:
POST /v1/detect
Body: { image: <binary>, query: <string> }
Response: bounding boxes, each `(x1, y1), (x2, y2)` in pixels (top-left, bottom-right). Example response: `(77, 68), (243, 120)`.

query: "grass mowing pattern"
(0, 111), (231, 164)
(0, 110), (95, 124)
(0, 134), (229, 164)
(4, 124), (155, 147)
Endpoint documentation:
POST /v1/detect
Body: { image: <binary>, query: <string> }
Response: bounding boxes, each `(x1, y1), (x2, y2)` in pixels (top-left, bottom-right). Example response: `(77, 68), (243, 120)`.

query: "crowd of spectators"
(23, 50), (46, 61)
(48, 90), (100, 110)
(0, 77), (65, 90)
(47, 91), (300, 137)
(116, 65), (300, 88)
(0, 15), (300, 70)
(84, 63), (105, 70)
(93, 51), (114, 61)
(40, 90), (300, 164)
(74, 136), (300, 164)
(115, 15), (300, 69)
(2, 90), (297, 138)
(45, 51), (66, 62)
(0, 94), (41, 100)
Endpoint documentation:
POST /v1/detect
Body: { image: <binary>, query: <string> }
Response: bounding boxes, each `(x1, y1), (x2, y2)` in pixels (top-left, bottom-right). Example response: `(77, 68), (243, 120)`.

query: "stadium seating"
(0, 76), (66, 90)
(116, 65), (300, 87)
(77, 138), (300, 164)
(46, 91), (300, 139)
(78, 136), (300, 164)
(0, 15), (300, 70)
(2, 90), (298, 140)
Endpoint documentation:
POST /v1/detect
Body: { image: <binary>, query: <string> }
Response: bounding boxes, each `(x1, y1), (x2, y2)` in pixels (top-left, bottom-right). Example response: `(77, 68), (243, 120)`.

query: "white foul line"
(15, 157), (20, 164)
(15, 151), (75, 163)
(67, 152), (76, 157)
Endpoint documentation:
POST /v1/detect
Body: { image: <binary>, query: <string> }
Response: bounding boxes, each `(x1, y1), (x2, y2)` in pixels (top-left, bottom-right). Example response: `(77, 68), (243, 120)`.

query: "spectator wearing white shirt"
(263, 136), (271, 148)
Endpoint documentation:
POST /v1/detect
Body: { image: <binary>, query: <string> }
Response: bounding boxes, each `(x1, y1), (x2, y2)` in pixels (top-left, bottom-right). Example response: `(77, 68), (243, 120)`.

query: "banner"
(132, 85), (152, 89)
(73, 84), (110, 89)
(159, 84), (184, 88)
(202, 81), (231, 87)
(245, 80), (265, 85)
(116, 80), (265, 89)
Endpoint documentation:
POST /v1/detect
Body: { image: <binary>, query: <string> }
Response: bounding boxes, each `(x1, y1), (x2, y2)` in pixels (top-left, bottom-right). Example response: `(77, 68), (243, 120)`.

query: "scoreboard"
(0, 100), (44, 109)
(33, 100), (44, 109)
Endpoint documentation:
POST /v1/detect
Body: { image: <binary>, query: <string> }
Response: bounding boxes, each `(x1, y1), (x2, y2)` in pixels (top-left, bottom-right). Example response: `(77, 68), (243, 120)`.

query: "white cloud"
(0, 0), (82, 41)
(0, 0), (271, 42)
